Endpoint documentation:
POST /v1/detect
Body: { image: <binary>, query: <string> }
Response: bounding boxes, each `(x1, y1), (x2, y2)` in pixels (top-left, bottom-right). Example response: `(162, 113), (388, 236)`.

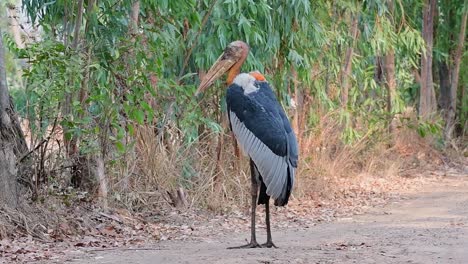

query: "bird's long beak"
(195, 53), (237, 96)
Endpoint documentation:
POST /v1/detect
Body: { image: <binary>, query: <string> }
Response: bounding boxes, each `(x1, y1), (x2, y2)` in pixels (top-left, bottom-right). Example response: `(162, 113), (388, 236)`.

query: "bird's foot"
(261, 241), (278, 248)
(227, 241), (262, 249)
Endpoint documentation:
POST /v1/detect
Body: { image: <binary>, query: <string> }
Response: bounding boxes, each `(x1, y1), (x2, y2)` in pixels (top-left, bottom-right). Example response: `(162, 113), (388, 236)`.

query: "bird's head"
(195, 40), (249, 96)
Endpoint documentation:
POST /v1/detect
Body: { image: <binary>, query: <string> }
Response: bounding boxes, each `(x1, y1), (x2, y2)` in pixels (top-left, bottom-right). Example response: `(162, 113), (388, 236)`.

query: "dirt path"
(68, 175), (468, 264)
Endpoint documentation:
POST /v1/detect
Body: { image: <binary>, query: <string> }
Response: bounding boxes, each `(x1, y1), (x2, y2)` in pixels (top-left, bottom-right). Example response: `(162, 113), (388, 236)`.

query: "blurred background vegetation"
(0, 0), (466, 211)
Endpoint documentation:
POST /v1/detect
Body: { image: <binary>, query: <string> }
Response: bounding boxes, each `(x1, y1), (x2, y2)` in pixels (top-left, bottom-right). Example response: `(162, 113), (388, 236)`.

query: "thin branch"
(72, 0), (85, 50)
(98, 212), (123, 224)
(17, 115), (59, 164)
(97, 0), (124, 21)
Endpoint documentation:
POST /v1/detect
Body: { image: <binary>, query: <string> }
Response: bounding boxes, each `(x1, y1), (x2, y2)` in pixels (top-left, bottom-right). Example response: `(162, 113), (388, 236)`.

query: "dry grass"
(1, 109), (453, 247)
(106, 109), (441, 213)
(107, 123), (253, 212)
(0, 196), (92, 241)
(14, 108), (449, 219)
(295, 112), (392, 200)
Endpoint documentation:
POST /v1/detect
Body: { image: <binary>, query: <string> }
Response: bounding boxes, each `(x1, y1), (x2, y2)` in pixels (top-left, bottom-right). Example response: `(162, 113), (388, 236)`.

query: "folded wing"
(226, 75), (297, 204)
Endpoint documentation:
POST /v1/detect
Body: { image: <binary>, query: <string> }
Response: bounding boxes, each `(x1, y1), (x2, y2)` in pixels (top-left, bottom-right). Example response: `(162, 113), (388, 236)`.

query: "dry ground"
(64, 172), (468, 264)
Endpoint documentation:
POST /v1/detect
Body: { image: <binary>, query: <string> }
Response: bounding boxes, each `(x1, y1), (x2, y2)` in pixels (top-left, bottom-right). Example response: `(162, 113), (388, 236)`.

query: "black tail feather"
(254, 162), (294, 207)
(274, 167), (293, 206)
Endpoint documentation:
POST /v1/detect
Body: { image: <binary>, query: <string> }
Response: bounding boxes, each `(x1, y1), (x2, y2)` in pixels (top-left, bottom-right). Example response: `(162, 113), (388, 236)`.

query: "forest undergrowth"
(1, 108), (464, 263)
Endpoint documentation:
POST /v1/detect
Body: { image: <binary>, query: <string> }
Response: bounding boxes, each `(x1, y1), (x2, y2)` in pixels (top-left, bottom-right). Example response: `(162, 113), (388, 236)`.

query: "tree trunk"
(445, 6), (467, 140)
(6, 4), (25, 49)
(419, 0), (437, 119)
(129, 1), (140, 35)
(291, 65), (304, 150)
(438, 61), (451, 111)
(340, 14), (359, 107)
(63, 0), (84, 158)
(383, 0), (397, 133)
(462, 83), (467, 136)
(127, 0), (140, 60)
(0, 30), (19, 208)
(75, 0), (96, 121)
(94, 152), (108, 209)
(383, 50), (397, 132)
(68, 0), (87, 188)
(69, 0), (109, 208)
(374, 56), (383, 86)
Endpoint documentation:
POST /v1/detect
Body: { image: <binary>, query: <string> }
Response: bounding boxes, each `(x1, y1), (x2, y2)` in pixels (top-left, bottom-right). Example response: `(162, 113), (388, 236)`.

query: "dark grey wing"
(226, 81), (297, 202)
(279, 108), (298, 190)
(259, 81), (299, 169)
(257, 81), (298, 201)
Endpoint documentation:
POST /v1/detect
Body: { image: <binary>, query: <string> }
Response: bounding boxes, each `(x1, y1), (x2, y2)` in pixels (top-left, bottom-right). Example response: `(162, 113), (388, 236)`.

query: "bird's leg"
(262, 200), (277, 248)
(227, 160), (261, 249)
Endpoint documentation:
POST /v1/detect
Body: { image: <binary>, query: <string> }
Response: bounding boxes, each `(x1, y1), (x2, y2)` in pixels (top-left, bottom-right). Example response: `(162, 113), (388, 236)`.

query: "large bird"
(196, 40), (298, 248)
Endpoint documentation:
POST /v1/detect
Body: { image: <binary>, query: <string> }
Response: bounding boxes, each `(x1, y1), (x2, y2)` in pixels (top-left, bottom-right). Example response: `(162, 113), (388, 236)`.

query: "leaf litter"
(0, 169), (445, 263)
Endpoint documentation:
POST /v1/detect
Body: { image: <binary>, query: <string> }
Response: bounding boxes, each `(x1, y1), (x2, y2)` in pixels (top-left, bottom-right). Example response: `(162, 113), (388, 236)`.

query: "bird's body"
(227, 73), (297, 206)
(196, 40), (298, 248)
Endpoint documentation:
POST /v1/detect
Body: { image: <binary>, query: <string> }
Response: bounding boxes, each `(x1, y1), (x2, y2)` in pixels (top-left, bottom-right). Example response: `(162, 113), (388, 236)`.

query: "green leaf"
(133, 109), (145, 125)
(115, 141), (125, 153)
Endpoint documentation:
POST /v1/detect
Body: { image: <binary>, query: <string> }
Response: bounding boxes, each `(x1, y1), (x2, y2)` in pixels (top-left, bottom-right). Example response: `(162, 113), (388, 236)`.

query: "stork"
(196, 40), (298, 248)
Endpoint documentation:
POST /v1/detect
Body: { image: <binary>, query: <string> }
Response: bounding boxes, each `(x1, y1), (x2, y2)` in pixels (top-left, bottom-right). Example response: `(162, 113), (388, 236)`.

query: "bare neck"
(226, 48), (248, 85)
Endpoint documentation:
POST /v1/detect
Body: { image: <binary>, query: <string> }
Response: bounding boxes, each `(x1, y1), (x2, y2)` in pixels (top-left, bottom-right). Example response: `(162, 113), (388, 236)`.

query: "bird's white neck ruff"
(233, 73), (259, 95)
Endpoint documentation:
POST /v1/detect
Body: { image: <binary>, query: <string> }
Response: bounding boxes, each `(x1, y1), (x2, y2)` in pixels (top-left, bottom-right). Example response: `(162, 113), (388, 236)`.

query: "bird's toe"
(261, 241), (278, 248)
(227, 241), (262, 249)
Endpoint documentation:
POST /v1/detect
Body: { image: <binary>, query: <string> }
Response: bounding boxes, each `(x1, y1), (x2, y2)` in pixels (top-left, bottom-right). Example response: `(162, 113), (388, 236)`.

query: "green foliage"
(8, 0), (456, 168)
(416, 119), (443, 138)
(11, 0), (434, 152)
(6, 0), (468, 209)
